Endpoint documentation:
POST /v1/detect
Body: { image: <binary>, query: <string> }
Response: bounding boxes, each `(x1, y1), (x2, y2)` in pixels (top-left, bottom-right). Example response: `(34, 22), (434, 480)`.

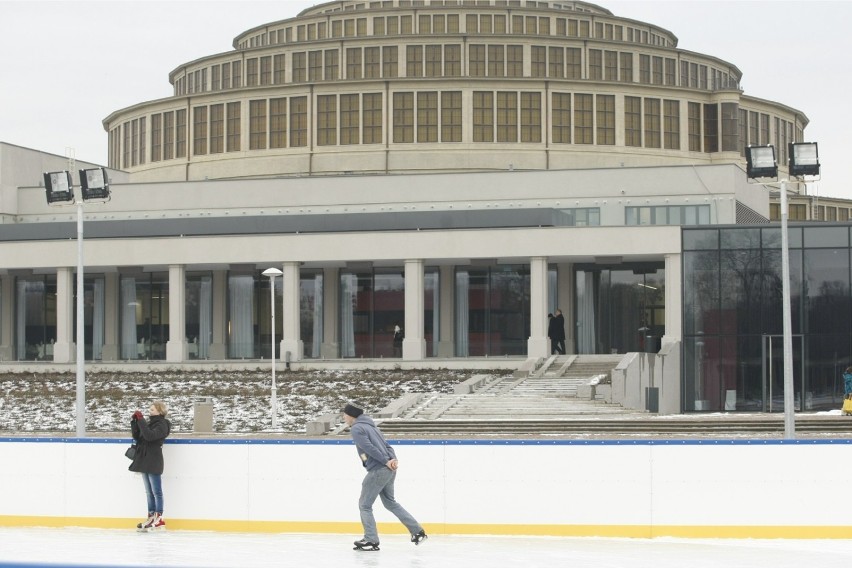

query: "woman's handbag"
(124, 444), (137, 460)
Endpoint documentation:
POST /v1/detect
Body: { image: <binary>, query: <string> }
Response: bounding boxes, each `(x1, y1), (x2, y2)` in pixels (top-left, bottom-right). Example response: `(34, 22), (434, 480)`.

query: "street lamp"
(262, 267), (283, 430)
(43, 166), (110, 437)
(745, 142), (820, 439)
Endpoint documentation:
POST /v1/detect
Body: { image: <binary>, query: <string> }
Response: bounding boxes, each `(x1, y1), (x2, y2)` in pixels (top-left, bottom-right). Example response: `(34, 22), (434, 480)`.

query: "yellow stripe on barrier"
(1, 516), (850, 539)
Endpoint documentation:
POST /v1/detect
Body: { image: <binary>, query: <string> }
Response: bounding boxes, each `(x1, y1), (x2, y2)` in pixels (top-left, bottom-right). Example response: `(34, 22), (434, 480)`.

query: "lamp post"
(43, 167), (110, 437)
(745, 142), (820, 439)
(262, 267), (283, 429)
(778, 176), (795, 438)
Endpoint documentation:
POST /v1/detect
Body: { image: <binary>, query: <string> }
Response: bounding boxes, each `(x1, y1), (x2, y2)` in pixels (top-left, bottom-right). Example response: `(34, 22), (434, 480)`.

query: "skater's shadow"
(353, 551), (428, 568)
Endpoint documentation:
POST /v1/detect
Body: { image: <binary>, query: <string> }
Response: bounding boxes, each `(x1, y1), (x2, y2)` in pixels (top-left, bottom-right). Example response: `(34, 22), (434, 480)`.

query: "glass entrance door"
(761, 334), (805, 412)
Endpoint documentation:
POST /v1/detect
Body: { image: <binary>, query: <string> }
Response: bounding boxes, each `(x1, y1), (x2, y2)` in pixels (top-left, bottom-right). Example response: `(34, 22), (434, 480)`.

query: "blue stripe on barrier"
(0, 437), (850, 446)
(0, 564), (170, 568)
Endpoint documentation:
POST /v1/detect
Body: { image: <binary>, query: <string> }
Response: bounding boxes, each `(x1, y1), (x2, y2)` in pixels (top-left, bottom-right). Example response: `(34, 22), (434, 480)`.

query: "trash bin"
(645, 335), (661, 353)
(645, 387), (659, 413)
(193, 397), (214, 433)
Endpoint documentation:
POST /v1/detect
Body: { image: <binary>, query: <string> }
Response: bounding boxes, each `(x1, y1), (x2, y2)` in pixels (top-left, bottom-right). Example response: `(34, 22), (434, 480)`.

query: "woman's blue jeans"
(141, 473), (164, 515)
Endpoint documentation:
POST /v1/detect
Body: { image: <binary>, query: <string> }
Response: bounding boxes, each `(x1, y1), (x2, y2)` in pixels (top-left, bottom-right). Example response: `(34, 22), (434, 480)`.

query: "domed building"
(3, 1), (847, 417)
(103, 0), (805, 182)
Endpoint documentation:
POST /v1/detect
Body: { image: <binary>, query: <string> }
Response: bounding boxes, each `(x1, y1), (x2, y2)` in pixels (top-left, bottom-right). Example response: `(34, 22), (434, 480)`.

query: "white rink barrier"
(0, 437), (850, 539)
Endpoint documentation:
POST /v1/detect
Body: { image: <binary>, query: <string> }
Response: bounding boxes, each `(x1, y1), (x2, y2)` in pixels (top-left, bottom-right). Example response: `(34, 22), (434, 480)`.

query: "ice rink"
(1, 527), (852, 568)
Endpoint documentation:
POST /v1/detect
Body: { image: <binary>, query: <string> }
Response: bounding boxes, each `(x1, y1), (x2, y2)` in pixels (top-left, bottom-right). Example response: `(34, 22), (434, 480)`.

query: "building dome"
(103, 0), (807, 182)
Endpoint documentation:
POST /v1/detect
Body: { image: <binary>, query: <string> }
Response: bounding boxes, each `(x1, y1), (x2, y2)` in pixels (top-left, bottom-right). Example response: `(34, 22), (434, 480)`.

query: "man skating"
(343, 402), (427, 551)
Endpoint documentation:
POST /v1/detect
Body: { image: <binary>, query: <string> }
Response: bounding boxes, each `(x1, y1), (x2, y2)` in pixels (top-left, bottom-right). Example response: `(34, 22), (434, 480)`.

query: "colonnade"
(0, 255), (682, 363)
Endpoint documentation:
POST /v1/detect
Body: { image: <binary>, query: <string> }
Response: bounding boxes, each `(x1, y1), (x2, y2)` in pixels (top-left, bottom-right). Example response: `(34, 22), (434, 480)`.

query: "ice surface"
(1, 527), (852, 568)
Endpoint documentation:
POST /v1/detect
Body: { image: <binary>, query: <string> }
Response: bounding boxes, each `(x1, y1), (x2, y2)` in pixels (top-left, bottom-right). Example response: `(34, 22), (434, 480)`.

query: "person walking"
(342, 402), (427, 551)
(547, 313), (555, 353)
(129, 400), (172, 532)
(551, 309), (566, 355)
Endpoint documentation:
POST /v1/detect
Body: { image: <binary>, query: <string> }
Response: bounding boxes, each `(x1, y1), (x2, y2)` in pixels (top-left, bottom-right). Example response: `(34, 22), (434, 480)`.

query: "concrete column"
(101, 272), (120, 361)
(527, 257), (549, 358)
(437, 265), (455, 357)
(0, 276), (14, 360)
(54, 268), (74, 363)
(210, 270), (228, 360)
(281, 262), (304, 361)
(403, 259), (427, 360)
(558, 263), (575, 354)
(166, 264), (187, 362)
(663, 253), (682, 346)
(321, 267), (339, 358)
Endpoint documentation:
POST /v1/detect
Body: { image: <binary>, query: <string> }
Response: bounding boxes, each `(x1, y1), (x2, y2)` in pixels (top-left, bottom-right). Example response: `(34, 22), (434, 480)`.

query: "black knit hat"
(343, 403), (364, 418)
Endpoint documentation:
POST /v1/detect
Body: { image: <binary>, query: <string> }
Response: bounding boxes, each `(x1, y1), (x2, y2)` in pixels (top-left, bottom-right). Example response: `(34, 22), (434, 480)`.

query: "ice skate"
(411, 530), (428, 545)
(136, 513), (156, 532)
(353, 538), (380, 551)
(139, 513), (166, 532)
(149, 514), (166, 531)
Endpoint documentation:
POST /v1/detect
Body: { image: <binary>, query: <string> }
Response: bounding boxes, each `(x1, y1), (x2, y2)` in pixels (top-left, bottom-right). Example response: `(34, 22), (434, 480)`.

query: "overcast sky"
(1, 0), (850, 197)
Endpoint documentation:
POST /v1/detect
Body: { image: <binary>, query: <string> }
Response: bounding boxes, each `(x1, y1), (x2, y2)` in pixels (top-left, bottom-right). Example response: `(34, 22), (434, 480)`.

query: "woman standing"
(129, 400), (171, 531)
(844, 367), (852, 398)
(843, 367), (852, 415)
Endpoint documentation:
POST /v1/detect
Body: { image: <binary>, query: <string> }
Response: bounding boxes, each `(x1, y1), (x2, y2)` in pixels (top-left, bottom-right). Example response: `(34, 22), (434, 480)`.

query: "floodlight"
(788, 142), (820, 177)
(43, 171), (75, 204)
(79, 167), (110, 200)
(745, 145), (778, 179)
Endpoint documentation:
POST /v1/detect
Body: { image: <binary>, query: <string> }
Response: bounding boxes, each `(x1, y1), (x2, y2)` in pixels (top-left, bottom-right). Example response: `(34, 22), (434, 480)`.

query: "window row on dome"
(769, 202), (852, 223)
(174, 44), (736, 96)
(298, 0), (609, 16)
(304, 0), (606, 14)
(236, 10), (673, 52)
(107, 92), (799, 170)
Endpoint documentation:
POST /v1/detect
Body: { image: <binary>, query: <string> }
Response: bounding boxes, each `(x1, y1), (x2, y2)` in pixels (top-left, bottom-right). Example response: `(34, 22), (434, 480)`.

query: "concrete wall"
(611, 341), (682, 414)
(0, 224), (682, 272)
(0, 143), (127, 219)
(0, 437), (849, 539)
(13, 164), (749, 223)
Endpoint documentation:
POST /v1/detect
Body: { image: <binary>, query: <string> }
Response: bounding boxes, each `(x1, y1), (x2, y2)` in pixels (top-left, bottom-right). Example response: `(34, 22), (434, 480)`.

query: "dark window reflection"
(683, 225), (852, 413)
(575, 264), (665, 354)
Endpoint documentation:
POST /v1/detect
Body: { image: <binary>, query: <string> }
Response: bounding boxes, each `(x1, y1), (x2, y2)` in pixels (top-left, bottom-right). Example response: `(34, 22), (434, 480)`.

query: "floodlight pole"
(75, 200), (86, 437)
(779, 178), (795, 439)
(747, 142), (818, 438)
(44, 165), (109, 438)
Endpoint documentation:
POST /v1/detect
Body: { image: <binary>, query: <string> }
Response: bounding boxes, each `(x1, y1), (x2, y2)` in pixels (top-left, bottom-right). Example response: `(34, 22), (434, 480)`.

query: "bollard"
(193, 397), (214, 433)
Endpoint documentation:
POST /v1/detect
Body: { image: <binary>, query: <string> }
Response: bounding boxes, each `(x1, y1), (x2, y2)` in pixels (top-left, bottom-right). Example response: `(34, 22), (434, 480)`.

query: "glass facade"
(121, 272), (169, 360)
(15, 276), (56, 361)
(338, 268), (437, 358)
(682, 225), (852, 412)
(186, 274), (213, 360)
(455, 265), (530, 356)
(340, 270), (404, 358)
(300, 272), (323, 359)
(226, 272), (270, 360)
(575, 264), (665, 354)
(79, 276), (106, 361)
(16, 275), (104, 361)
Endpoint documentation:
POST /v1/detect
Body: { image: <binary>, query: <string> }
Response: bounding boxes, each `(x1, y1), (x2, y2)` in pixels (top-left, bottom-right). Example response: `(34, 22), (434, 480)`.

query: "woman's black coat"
(128, 414), (171, 474)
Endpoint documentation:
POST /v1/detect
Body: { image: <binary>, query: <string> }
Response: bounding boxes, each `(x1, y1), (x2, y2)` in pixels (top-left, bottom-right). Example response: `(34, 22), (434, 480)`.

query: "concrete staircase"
(390, 354), (630, 421)
(529, 354), (624, 398)
(312, 354), (852, 437)
(314, 354), (633, 435)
